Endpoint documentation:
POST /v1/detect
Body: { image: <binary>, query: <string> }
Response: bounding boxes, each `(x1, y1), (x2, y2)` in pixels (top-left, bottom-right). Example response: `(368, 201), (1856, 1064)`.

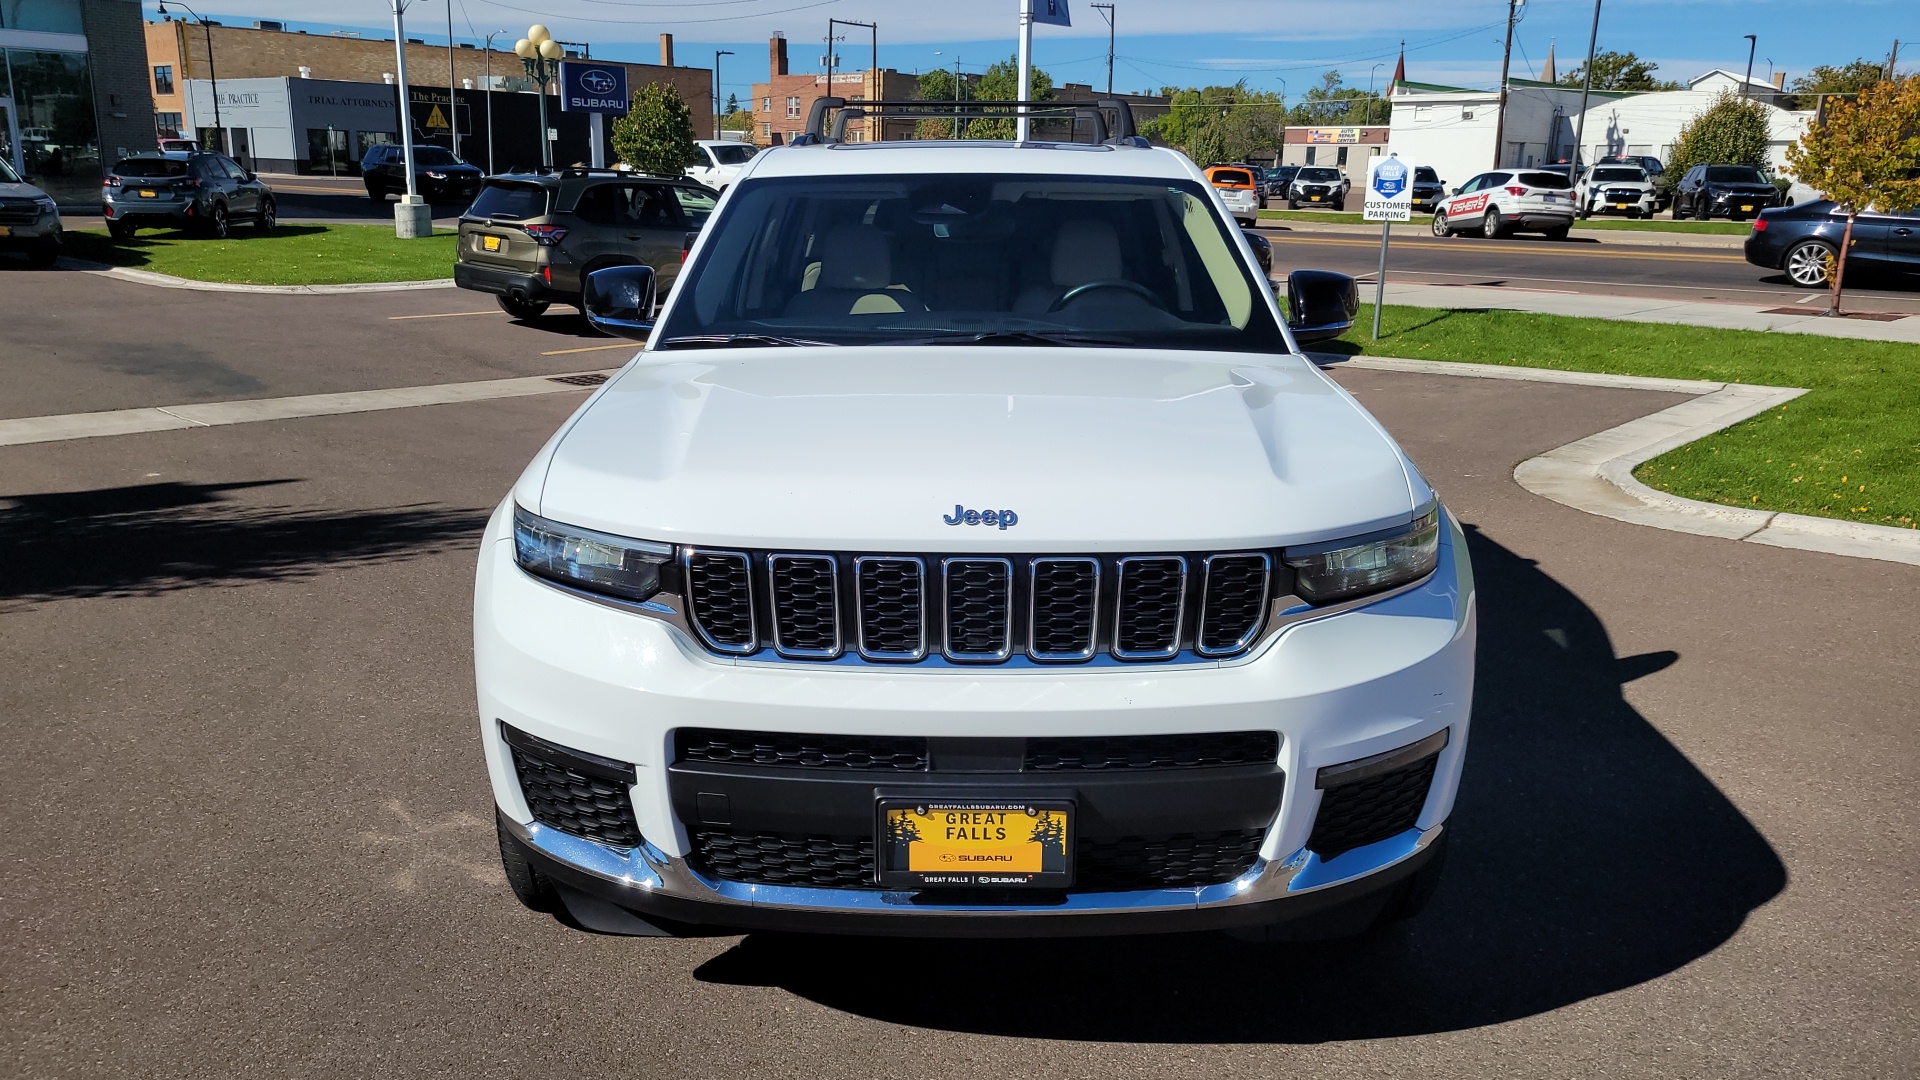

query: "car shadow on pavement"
(0, 479), (489, 604)
(691, 525), (1787, 1042)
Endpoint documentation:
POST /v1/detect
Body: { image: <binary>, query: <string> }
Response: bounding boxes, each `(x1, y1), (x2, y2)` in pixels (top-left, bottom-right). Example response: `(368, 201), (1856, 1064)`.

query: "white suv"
(478, 119), (1475, 940)
(1575, 164), (1657, 220)
(683, 139), (757, 193)
(1432, 168), (1576, 239)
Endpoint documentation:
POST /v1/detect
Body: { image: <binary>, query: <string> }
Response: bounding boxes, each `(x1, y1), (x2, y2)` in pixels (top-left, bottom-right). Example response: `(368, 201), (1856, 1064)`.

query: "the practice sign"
(558, 62), (629, 115)
(1364, 153), (1413, 222)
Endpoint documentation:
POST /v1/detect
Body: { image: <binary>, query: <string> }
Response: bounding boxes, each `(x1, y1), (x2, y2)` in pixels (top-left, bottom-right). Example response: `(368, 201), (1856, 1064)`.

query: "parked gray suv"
(0, 155), (62, 266)
(454, 169), (718, 320)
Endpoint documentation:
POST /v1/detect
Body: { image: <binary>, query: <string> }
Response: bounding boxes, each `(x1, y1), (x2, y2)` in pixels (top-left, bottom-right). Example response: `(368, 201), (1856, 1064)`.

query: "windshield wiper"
(656, 334), (831, 349)
(879, 330), (1129, 347)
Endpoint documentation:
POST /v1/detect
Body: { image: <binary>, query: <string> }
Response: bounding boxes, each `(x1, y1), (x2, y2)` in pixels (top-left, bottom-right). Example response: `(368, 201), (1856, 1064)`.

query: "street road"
(2, 271), (1915, 1077)
(1257, 225), (1920, 315)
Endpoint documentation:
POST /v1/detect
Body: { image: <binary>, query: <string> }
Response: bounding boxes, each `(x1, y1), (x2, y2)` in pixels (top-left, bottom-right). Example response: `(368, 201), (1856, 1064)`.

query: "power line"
(467, 0), (843, 25)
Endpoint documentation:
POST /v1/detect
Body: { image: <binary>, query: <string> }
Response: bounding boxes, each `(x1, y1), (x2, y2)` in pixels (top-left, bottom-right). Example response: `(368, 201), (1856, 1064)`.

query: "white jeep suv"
(477, 118), (1476, 939)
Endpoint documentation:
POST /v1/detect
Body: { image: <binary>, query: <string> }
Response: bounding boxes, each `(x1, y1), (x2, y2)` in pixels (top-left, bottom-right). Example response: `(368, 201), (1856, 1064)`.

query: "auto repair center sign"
(1364, 153), (1413, 222)
(558, 62), (629, 114)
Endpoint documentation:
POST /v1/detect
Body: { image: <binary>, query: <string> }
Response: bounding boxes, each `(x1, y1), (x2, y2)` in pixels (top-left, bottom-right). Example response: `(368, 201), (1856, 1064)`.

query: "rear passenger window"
(572, 185), (617, 225)
(1517, 171), (1571, 190)
(469, 182), (549, 220)
(674, 186), (718, 229)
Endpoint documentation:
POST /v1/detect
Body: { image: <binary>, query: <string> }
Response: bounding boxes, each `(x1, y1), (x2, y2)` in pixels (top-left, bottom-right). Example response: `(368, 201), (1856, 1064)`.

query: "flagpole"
(1016, 0), (1033, 141)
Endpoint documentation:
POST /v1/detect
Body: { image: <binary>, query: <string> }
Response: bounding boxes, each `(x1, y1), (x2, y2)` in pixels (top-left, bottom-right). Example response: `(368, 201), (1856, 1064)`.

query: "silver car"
(0, 155), (62, 266)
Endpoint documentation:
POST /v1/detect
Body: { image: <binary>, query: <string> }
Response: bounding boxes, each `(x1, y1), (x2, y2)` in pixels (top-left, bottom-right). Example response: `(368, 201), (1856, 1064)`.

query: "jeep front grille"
(679, 549), (1280, 665)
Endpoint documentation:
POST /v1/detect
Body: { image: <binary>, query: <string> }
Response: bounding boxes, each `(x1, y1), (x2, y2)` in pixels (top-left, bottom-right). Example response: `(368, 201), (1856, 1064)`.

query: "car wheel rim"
(1432, 214), (1446, 236)
(1787, 246), (1831, 286)
(1483, 212), (1499, 237)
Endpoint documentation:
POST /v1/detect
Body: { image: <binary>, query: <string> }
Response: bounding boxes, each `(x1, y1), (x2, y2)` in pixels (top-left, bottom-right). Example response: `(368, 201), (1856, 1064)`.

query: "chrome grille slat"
(941, 558), (1013, 662)
(768, 554), (842, 659)
(1112, 556), (1187, 660)
(1028, 557), (1099, 661)
(1196, 553), (1271, 657)
(854, 556), (927, 661)
(683, 550), (757, 655)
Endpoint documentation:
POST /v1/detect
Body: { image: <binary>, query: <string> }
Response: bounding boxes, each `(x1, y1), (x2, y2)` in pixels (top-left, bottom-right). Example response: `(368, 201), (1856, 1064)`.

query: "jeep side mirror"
(583, 265), (658, 341)
(1285, 269), (1358, 346)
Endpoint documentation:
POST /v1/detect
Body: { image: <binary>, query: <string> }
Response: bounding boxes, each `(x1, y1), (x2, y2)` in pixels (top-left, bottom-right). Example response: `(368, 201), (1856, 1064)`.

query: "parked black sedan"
(1672, 164), (1780, 221)
(1743, 200), (1920, 288)
(362, 144), (484, 205)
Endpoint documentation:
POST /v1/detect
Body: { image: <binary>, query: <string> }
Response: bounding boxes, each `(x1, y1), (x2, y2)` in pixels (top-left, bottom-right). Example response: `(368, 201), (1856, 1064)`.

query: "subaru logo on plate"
(580, 69), (618, 94)
(1372, 157), (1409, 198)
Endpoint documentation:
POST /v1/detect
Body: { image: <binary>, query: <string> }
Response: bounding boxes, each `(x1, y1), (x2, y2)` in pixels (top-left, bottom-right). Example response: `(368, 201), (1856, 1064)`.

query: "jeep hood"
(527, 348), (1427, 551)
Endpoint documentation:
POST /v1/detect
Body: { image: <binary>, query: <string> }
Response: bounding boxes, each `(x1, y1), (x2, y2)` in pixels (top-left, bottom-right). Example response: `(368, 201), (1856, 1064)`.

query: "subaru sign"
(559, 61), (629, 115)
(1364, 153), (1412, 222)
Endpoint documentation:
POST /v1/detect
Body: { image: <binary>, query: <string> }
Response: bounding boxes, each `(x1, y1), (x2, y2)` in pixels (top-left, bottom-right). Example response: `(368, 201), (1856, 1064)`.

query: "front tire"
(366, 185), (385, 204)
(496, 817), (560, 913)
(1332, 197), (1345, 211)
(1783, 240), (1837, 288)
(27, 236), (59, 267)
(1694, 200), (1712, 222)
(497, 294), (551, 320)
(1482, 207), (1507, 239)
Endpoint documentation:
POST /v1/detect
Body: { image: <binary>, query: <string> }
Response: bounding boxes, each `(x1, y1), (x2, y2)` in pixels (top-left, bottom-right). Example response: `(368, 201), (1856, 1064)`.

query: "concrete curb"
(82, 264), (456, 294)
(1317, 354), (1920, 567)
(1258, 218), (1747, 249)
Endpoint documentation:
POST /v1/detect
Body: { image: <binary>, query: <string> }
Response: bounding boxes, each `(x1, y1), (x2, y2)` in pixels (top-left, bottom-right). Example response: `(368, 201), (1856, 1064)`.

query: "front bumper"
(1709, 192), (1778, 218)
(475, 502), (1476, 935)
(0, 212), (60, 246)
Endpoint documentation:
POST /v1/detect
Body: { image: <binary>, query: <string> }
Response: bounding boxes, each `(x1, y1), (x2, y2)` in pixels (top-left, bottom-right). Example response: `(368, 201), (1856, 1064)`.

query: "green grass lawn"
(1257, 208), (1750, 235)
(1323, 305), (1920, 530)
(64, 223), (457, 286)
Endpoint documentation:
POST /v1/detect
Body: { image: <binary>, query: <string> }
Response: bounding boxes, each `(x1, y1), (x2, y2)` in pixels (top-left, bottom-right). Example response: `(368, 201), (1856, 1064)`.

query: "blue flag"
(1033, 0), (1071, 26)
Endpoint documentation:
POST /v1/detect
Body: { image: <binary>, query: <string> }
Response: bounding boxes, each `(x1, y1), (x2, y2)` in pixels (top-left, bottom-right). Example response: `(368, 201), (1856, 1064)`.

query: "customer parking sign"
(1365, 154), (1413, 222)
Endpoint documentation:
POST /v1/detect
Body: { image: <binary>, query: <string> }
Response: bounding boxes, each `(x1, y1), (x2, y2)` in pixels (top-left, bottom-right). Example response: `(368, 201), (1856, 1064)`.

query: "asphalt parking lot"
(3, 274), (1915, 1078)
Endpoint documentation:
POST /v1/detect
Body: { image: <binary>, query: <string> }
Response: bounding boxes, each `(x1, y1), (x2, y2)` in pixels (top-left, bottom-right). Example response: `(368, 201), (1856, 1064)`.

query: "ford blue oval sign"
(559, 62), (629, 115)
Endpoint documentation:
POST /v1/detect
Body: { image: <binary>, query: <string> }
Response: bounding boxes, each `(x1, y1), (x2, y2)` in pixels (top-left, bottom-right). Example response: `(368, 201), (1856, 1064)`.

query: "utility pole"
(1490, 0), (1521, 169)
(1890, 41), (1901, 81)
(1092, 3), (1115, 95)
(1742, 34), (1756, 100)
(714, 49), (734, 139)
(827, 19), (875, 138)
(1569, 0), (1602, 175)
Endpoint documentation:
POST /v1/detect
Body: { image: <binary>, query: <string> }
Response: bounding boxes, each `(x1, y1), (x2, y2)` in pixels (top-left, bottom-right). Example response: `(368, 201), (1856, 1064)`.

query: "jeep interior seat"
(1014, 219), (1123, 313)
(783, 225), (928, 317)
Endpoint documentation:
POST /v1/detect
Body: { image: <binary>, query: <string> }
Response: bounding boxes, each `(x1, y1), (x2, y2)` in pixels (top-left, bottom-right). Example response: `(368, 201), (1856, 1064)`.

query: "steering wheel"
(1049, 279), (1166, 313)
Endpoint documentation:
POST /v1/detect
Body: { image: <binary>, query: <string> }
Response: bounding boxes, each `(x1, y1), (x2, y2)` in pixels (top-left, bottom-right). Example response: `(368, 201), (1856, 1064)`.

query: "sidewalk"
(1375, 281), (1920, 344)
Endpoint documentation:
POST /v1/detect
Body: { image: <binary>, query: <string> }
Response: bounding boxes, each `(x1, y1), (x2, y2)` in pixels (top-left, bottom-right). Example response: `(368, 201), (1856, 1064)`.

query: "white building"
(1387, 72), (1812, 188)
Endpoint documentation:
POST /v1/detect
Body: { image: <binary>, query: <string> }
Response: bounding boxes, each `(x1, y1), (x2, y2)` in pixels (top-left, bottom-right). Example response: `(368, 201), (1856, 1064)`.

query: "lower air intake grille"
(685, 551), (755, 653)
(676, 729), (929, 771)
(504, 730), (642, 848)
(691, 829), (874, 888)
(1025, 731), (1279, 771)
(1309, 753), (1439, 860)
(1074, 830), (1267, 891)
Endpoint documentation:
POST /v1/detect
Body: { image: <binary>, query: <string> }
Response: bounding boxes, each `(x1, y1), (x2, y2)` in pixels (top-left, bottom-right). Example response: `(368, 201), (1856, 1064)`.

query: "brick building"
(749, 34), (917, 146)
(143, 19), (712, 145)
(2, 0), (155, 203)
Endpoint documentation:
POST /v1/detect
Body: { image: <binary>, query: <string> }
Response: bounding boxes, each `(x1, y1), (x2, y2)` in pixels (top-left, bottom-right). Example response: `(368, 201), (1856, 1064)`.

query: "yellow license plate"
(1741, 205), (1754, 212)
(1310, 195), (1322, 201)
(0, 225), (10, 237)
(482, 235), (502, 251)
(1614, 202), (1630, 209)
(878, 800), (1072, 888)
(139, 190), (158, 198)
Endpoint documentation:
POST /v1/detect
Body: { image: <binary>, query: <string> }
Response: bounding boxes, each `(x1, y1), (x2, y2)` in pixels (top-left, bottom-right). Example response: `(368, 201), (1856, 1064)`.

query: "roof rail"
(796, 97), (1145, 147)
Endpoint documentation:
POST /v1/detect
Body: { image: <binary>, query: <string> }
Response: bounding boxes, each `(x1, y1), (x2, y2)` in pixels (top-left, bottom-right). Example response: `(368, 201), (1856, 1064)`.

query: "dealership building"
(2, 0), (154, 203)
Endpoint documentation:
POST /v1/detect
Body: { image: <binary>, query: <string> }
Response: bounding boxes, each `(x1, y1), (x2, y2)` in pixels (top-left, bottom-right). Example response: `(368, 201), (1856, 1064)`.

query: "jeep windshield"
(655, 173), (1286, 352)
(1297, 168), (1342, 183)
(1589, 167), (1645, 183)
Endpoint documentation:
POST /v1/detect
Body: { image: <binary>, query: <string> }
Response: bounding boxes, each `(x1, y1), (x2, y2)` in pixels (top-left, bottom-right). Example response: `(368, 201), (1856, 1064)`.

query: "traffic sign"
(1364, 153), (1413, 222)
(558, 61), (629, 115)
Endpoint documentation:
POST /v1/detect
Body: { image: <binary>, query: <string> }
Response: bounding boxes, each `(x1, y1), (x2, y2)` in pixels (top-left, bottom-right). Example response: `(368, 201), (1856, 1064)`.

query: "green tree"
(1665, 91), (1773, 191)
(1556, 50), (1679, 92)
(1283, 70), (1388, 127)
(1784, 76), (1920, 312)
(724, 92), (740, 115)
(611, 82), (698, 177)
(1785, 60), (1892, 110)
(964, 55), (1053, 140)
(1143, 80), (1287, 162)
(914, 67), (970, 138)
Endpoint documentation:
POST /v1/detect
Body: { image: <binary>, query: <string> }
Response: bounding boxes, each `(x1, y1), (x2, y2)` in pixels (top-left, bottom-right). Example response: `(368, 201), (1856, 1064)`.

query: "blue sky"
(143, 1), (1919, 110)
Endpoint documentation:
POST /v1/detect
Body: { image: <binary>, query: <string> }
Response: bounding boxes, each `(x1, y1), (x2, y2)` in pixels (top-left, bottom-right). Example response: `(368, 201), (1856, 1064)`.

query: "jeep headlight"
(513, 506), (671, 602)
(1284, 509), (1440, 604)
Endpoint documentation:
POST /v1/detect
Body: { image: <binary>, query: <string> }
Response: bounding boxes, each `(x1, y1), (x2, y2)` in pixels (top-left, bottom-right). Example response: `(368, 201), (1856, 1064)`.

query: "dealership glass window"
(152, 65), (174, 96)
(0, 0), (83, 33)
(3, 46), (100, 203)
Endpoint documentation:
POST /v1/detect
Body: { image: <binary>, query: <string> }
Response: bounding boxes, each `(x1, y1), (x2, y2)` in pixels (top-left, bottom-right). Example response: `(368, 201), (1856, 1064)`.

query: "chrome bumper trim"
(504, 815), (1445, 918)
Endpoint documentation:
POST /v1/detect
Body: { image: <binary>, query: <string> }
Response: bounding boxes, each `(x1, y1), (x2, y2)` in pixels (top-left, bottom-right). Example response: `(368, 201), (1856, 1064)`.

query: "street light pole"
(483, 29), (507, 174)
(515, 25), (564, 168)
(714, 50), (734, 139)
(389, 0), (432, 238)
(1367, 62), (1384, 126)
(159, 3), (222, 154)
(1742, 35), (1757, 99)
(1092, 3), (1115, 95)
(1569, 0), (1602, 175)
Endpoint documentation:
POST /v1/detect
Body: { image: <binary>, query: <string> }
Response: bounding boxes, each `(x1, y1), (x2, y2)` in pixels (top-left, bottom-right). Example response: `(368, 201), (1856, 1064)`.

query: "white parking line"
(387, 310), (507, 320)
(0, 370), (617, 448)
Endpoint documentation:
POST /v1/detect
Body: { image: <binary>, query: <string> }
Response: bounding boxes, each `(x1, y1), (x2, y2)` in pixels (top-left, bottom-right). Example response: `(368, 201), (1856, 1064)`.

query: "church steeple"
(1391, 41), (1405, 86)
(1542, 37), (1557, 82)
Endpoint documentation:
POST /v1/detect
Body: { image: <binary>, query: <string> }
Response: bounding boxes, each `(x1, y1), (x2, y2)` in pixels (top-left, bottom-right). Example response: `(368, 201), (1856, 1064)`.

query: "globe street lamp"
(514, 24), (565, 168)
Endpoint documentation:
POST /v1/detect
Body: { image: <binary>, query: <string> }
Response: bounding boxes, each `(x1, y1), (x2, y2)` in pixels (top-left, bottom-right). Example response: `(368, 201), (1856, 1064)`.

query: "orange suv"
(1204, 164), (1262, 227)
